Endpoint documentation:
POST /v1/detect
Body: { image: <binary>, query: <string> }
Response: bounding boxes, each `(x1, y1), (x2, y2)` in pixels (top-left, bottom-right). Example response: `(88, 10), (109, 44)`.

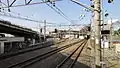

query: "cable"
(1, 1), (71, 24)
(0, 11), (42, 23)
(1, 0), (62, 8)
(1, 0), (71, 23)
(52, 4), (75, 25)
(52, 4), (77, 26)
(4, 10), (31, 19)
(41, 0), (71, 23)
(0, 11), (55, 24)
(47, 3), (71, 22)
(53, 4), (69, 19)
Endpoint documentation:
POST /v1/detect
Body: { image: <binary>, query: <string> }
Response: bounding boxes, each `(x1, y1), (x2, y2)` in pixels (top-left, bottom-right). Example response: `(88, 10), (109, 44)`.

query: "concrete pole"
(110, 18), (112, 48)
(44, 20), (46, 41)
(39, 23), (41, 42)
(90, 13), (96, 68)
(69, 25), (71, 38)
(93, 0), (101, 67)
(0, 0), (2, 12)
(79, 30), (80, 39)
(0, 42), (4, 54)
(101, 0), (105, 68)
(58, 24), (60, 39)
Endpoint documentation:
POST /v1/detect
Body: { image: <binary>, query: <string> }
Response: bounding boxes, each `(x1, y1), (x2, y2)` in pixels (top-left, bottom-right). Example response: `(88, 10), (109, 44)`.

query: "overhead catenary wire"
(0, 0), (88, 28)
(47, 4), (71, 23)
(52, 4), (77, 30)
(0, 0), (71, 24)
(46, 1), (76, 34)
(53, 4), (69, 19)
(0, 0), (62, 8)
(1, 0), (72, 23)
(0, 11), (54, 24)
(4, 10), (32, 19)
(41, 0), (71, 23)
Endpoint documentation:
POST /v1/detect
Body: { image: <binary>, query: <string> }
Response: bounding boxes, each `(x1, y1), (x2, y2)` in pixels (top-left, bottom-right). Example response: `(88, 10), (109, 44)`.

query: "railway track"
(56, 40), (88, 68)
(8, 39), (84, 68)
(0, 38), (69, 60)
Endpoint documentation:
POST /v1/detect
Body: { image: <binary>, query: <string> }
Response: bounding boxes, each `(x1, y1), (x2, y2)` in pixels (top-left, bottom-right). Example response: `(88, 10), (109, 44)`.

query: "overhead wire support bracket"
(71, 0), (100, 12)
(1, 0), (61, 8)
(0, 12), (54, 24)
(7, 0), (33, 7)
(9, 0), (17, 7)
(41, 0), (71, 23)
(26, 0), (33, 5)
(7, 0), (10, 12)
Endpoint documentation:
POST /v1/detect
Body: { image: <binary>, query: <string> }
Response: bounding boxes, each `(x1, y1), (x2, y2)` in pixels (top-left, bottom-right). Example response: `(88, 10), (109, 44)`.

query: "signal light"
(55, 29), (57, 33)
(87, 26), (91, 31)
(40, 28), (42, 33)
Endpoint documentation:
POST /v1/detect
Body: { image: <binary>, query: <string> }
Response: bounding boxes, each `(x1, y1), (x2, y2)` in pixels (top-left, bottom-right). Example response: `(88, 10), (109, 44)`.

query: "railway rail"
(0, 38), (69, 60)
(8, 39), (83, 68)
(56, 40), (88, 68)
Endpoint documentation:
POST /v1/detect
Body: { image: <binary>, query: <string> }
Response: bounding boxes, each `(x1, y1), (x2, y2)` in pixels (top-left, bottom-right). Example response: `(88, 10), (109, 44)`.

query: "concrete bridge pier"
(0, 42), (4, 54)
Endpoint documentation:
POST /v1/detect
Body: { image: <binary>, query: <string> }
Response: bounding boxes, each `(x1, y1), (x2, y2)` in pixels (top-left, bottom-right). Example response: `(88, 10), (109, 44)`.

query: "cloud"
(107, 19), (120, 24)
(107, 19), (120, 30)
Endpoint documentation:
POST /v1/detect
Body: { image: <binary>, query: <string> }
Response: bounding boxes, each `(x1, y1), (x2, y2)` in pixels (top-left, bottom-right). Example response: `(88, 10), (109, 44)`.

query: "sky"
(0, 0), (120, 33)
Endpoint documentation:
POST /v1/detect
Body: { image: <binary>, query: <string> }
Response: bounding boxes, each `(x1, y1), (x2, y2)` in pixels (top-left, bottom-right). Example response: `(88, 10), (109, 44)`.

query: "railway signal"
(88, 26), (91, 31)
(55, 28), (58, 33)
(40, 28), (42, 33)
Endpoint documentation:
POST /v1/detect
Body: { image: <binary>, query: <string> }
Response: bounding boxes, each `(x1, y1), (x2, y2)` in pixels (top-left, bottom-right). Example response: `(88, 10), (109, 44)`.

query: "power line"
(4, 10), (32, 19)
(0, 0), (62, 8)
(53, 4), (69, 19)
(1, 0), (72, 23)
(1, 0), (71, 24)
(47, 4), (71, 22)
(0, 11), (54, 24)
(41, 0), (71, 23)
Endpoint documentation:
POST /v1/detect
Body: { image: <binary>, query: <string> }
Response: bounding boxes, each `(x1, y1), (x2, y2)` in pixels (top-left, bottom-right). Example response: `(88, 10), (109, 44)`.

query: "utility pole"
(0, 0), (2, 12)
(69, 25), (71, 38)
(39, 23), (42, 42)
(93, 0), (101, 67)
(72, 0), (102, 67)
(44, 20), (46, 41)
(110, 18), (113, 48)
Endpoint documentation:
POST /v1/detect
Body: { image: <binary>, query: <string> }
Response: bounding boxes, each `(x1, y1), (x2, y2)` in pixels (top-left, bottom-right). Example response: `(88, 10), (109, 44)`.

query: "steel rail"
(0, 38), (69, 60)
(56, 40), (86, 68)
(8, 39), (83, 68)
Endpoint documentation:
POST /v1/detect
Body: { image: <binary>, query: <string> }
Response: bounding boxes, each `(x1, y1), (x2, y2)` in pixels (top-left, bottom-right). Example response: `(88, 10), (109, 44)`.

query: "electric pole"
(110, 18), (113, 48)
(93, 0), (101, 67)
(71, 0), (102, 67)
(44, 20), (46, 41)
(69, 25), (71, 38)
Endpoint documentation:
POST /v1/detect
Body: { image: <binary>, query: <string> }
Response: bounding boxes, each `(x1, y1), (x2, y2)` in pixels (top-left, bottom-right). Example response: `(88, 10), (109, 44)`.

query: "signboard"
(101, 41), (109, 48)
(101, 30), (110, 34)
